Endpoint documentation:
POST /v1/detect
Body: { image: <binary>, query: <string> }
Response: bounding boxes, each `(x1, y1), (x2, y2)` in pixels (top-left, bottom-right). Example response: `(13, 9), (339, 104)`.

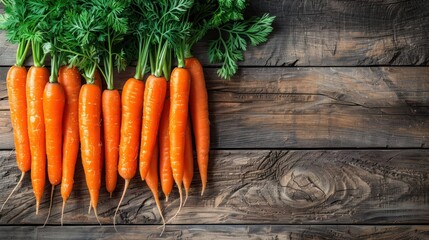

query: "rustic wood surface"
(0, 225), (428, 240)
(0, 149), (428, 225)
(0, 67), (428, 149)
(1, 0), (428, 238)
(1, 0), (429, 67)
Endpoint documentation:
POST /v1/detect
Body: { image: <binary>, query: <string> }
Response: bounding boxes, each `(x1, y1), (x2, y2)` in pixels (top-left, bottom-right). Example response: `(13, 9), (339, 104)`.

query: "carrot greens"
(185, 0), (275, 79)
(0, 0), (31, 67)
(62, 0), (129, 86)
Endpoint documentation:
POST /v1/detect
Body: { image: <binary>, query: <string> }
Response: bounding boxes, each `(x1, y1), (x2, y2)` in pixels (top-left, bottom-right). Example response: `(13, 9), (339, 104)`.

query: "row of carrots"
(4, 41), (209, 225)
(1, 0), (274, 230)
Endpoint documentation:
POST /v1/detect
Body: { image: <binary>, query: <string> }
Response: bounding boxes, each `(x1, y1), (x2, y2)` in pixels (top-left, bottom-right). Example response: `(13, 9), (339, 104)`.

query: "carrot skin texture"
(183, 117), (194, 197)
(169, 67), (191, 186)
(119, 78), (144, 180)
(146, 141), (165, 226)
(139, 75), (167, 180)
(79, 84), (102, 209)
(102, 89), (121, 194)
(43, 82), (66, 186)
(7, 66), (31, 173)
(27, 66), (49, 212)
(115, 78), (145, 227)
(58, 66), (81, 201)
(146, 142), (159, 192)
(159, 96), (173, 199)
(185, 57), (210, 194)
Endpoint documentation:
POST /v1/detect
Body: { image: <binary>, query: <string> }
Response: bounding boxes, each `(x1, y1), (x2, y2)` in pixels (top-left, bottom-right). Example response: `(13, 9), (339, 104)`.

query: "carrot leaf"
(0, 0), (31, 66)
(208, 13), (275, 79)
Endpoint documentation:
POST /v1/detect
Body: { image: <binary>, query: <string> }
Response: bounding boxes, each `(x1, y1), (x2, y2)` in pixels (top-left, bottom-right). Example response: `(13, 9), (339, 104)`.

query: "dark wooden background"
(1, 1), (429, 239)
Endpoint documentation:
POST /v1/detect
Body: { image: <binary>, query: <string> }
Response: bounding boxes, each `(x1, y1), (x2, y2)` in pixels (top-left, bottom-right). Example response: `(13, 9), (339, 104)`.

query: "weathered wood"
(1, 0), (429, 67)
(0, 225), (428, 240)
(0, 149), (428, 225)
(1, 66), (428, 149)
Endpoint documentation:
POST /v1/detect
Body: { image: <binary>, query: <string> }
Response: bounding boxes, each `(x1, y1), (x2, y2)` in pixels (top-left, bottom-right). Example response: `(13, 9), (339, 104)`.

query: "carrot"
(183, 117), (194, 205)
(58, 66), (81, 225)
(44, 82), (65, 186)
(139, 75), (167, 180)
(103, 89), (121, 196)
(79, 83), (102, 223)
(114, 77), (144, 228)
(159, 94), (173, 201)
(185, 57), (210, 195)
(27, 66), (49, 214)
(43, 81), (66, 225)
(1, 66), (31, 212)
(145, 141), (166, 233)
(169, 66), (191, 220)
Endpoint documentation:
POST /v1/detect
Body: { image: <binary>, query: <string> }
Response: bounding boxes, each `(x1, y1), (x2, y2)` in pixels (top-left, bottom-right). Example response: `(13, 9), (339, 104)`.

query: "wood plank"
(0, 149), (428, 225)
(1, 67), (428, 149)
(1, 0), (429, 67)
(0, 225), (428, 240)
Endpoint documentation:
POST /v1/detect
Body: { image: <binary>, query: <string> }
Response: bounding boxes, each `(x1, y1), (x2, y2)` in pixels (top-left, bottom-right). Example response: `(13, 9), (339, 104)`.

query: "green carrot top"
(60, 0), (129, 87)
(0, 0), (31, 67)
(186, 0), (275, 79)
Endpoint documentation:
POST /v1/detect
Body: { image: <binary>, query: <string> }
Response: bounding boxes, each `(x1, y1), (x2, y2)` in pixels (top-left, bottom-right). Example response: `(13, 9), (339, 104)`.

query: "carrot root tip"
(155, 198), (166, 236)
(93, 207), (102, 226)
(183, 191), (189, 207)
(0, 171), (25, 213)
(201, 184), (206, 197)
(166, 182), (183, 224)
(36, 201), (40, 215)
(61, 200), (66, 226)
(114, 180), (130, 233)
(43, 185), (55, 227)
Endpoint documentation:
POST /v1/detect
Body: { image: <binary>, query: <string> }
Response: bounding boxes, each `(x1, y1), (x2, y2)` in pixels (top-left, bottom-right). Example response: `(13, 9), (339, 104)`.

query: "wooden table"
(1, 1), (429, 239)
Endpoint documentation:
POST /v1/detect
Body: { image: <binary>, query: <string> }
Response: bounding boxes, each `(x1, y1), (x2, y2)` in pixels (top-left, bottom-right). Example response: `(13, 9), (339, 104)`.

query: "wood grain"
(0, 225), (428, 240)
(1, 0), (428, 67)
(2, 66), (428, 149)
(0, 149), (428, 225)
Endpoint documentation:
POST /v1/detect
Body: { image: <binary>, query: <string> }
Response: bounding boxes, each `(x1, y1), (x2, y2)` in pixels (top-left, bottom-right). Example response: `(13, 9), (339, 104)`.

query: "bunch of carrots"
(0, 0), (274, 228)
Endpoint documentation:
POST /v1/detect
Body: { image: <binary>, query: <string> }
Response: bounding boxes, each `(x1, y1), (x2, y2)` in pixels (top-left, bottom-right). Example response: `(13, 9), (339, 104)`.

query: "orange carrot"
(145, 141), (166, 232)
(183, 117), (193, 205)
(44, 82), (65, 186)
(27, 66), (49, 214)
(79, 83), (102, 222)
(102, 89), (121, 196)
(185, 57), (210, 195)
(139, 75), (167, 180)
(114, 77), (144, 227)
(1, 66), (31, 212)
(169, 67), (191, 218)
(159, 94), (173, 201)
(58, 66), (82, 225)
(42, 81), (65, 225)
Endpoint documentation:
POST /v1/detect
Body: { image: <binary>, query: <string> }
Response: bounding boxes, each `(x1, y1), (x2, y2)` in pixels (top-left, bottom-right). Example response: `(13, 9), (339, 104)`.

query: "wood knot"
(279, 166), (334, 208)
